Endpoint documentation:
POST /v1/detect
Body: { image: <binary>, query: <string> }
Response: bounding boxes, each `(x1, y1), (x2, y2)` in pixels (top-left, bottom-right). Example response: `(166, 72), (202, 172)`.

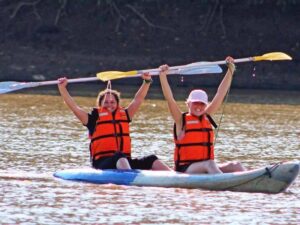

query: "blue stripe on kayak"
(54, 169), (140, 185)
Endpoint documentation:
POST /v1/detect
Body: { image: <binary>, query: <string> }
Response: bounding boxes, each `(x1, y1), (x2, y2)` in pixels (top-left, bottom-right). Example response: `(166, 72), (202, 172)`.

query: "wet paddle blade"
(178, 64), (222, 74)
(0, 81), (38, 94)
(0, 77), (99, 94)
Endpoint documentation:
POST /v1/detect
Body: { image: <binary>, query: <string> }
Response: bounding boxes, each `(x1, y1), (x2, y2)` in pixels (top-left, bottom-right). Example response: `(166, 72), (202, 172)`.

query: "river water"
(0, 89), (299, 225)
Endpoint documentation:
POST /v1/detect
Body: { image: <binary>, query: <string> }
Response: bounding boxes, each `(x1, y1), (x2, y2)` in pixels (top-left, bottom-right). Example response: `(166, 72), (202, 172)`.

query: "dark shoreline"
(8, 83), (300, 105)
(1, 1), (299, 90)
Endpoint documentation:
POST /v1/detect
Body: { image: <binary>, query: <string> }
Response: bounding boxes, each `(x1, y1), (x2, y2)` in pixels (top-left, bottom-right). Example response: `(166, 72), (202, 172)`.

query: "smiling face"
(187, 101), (207, 116)
(101, 93), (118, 112)
(97, 89), (120, 111)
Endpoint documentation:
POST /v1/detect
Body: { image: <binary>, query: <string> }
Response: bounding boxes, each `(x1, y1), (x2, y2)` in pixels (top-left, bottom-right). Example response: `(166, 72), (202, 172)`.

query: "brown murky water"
(0, 91), (299, 224)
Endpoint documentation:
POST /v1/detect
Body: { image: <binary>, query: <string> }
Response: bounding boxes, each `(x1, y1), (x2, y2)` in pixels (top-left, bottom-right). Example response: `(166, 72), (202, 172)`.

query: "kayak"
(53, 161), (299, 194)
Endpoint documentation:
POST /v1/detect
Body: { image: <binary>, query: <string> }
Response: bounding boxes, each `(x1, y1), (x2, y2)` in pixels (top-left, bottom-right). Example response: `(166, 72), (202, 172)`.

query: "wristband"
(143, 79), (153, 84)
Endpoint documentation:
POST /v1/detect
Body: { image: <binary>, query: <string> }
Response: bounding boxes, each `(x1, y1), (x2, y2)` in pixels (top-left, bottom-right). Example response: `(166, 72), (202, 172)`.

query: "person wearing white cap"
(159, 56), (245, 174)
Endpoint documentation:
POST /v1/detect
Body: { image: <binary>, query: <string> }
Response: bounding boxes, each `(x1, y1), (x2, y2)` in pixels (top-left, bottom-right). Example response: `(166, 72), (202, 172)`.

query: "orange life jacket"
(174, 113), (216, 168)
(90, 107), (131, 160)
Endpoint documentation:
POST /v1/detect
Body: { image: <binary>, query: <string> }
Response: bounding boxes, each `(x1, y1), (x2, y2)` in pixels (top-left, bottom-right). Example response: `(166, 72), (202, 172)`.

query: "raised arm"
(159, 65), (183, 125)
(126, 73), (152, 119)
(57, 77), (89, 125)
(206, 57), (236, 115)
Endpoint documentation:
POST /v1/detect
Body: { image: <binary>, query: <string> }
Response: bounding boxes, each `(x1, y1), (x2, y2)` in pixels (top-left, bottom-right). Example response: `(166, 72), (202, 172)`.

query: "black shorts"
(92, 152), (158, 170)
(175, 163), (191, 172)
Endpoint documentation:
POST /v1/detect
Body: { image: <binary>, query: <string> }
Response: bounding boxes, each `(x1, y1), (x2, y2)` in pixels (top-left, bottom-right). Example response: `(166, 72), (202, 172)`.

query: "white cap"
(186, 89), (208, 104)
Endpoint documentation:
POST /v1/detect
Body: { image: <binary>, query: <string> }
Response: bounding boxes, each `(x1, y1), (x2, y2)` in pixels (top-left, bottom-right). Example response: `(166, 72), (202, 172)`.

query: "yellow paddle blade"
(253, 52), (292, 61)
(97, 70), (138, 81)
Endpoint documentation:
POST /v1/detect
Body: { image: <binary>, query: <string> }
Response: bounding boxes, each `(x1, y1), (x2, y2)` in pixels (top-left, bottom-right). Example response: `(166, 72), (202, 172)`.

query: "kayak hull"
(53, 161), (299, 194)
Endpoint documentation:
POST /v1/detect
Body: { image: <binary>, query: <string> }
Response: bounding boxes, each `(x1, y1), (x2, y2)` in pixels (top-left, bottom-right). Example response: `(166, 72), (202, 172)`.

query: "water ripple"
(0, 94), (299, 224)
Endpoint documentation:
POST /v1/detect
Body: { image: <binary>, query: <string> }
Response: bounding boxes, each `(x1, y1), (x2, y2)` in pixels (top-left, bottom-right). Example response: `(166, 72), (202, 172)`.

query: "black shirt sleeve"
(85, 108), (98, 136)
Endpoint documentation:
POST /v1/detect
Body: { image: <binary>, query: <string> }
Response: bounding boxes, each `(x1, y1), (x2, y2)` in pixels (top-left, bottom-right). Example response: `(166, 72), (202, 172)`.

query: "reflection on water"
(0, 92), (299, 224)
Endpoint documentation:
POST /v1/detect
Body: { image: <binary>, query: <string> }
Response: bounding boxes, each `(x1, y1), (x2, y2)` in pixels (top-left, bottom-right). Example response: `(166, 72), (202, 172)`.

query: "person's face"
(101, 94), (118, 112)
(187, 101), (206, 116)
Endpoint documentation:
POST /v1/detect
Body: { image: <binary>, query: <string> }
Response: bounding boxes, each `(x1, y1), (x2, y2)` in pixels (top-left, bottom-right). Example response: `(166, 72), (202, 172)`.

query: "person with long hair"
(58, 74), (171, 171)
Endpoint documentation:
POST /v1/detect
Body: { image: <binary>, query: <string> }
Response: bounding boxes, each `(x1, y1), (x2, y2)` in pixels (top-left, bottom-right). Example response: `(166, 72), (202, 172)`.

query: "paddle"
(97, 52), (292, 81)
(0, 77), (98, 94)
(98, 62), (223, 81)
(99, 63), (222, 81)
(0, 65), (222, 94)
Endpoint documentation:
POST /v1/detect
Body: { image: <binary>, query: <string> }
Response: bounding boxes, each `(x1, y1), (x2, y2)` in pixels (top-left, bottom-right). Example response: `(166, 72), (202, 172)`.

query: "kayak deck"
(54, 161), (299, 194)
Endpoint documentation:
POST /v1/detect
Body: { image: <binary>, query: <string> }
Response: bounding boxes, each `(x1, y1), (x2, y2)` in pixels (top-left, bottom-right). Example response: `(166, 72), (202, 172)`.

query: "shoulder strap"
(206, 114), (218, 129)
(124, 108), (132, 122)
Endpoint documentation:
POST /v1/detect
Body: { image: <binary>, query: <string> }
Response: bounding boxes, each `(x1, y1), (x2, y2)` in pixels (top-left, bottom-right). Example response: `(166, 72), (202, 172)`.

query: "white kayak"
(54, 161), (299, 194)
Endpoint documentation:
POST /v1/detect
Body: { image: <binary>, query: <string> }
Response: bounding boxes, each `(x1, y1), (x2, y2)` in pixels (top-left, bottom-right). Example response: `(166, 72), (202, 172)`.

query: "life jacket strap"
(185, 128), (213, 133)
(176, 142), (213, 147)
(91, 133), (129, 143)
(96, 119), (130, 125)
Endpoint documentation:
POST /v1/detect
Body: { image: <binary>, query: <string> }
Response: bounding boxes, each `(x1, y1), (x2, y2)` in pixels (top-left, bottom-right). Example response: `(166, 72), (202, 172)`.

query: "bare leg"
(219, 161), (246, 173)
(116, 158), (131, 170)
(185, 160), (223, 174)
(152, 159), (173, 171)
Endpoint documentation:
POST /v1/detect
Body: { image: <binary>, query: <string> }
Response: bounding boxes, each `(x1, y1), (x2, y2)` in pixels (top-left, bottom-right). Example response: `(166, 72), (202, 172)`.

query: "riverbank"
(1, 1), (299, 90)
(9, 82), (300, 105)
